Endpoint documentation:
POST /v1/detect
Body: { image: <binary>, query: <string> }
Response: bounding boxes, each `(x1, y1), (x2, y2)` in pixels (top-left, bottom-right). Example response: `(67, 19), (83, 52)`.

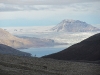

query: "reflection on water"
(19, 45), (71, 57)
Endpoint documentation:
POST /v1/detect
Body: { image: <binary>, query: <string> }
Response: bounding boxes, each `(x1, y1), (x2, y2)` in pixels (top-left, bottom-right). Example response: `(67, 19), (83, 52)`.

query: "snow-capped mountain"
(50, 19), (100, 32)
(2, 20), (99, 46)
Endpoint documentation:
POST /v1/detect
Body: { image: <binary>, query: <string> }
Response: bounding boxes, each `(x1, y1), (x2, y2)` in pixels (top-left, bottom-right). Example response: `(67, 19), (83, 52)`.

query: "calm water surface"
(19, 45), (70, 57)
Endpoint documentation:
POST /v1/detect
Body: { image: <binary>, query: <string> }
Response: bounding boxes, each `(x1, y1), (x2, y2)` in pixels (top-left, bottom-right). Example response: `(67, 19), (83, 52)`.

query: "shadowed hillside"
(0, 44), (31, 56)
(43, 33), (100, 61)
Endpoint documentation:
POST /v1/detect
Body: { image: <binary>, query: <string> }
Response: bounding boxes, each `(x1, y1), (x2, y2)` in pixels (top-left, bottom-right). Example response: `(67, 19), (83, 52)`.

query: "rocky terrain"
(0, 44), (31, 56)
(0, 54), (100, 75)
(50, 19), (100, 32)
(43, 33), (100, 61)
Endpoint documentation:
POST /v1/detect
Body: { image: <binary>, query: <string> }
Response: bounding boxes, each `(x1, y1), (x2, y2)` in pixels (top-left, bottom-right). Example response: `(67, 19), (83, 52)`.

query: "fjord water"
(19, 45), (70, 57)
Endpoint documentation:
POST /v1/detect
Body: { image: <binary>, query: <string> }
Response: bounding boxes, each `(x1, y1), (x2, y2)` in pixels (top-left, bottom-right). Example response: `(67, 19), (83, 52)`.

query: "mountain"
(42, 33), (100, 61)
(0, 44), (31, 56)
(50, 19), (100, 32)
(0, 28), (61, 49)
(0, 28), (33, 49)
(17, 36), (64, 47)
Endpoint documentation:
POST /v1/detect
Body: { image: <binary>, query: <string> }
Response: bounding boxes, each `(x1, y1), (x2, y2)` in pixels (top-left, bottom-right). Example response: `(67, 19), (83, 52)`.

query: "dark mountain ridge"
(0, 44), (31, 57)
(43, 33), (100, 61)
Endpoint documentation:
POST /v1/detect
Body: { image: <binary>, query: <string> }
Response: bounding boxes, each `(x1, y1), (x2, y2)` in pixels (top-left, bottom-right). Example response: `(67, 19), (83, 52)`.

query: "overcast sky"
(0, 0), (100, 27)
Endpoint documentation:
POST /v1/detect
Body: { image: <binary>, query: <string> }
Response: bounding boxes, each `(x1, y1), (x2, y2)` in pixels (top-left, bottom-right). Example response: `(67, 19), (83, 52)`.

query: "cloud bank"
(0, 0), (100, 26)
(0, 0), (100, 11)
(0, 0), (100, 5)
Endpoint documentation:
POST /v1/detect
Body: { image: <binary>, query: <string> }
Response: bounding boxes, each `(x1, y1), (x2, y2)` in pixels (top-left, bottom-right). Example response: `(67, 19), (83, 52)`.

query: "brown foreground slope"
(0, 28), (33, 49)
(0, 28), (59, 49)
(43, 33), (100, 61)
(0, 54), (100, 75)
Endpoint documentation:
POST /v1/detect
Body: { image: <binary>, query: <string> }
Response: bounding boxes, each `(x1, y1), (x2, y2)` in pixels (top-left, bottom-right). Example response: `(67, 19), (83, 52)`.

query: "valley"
(1, 19), (100, 57)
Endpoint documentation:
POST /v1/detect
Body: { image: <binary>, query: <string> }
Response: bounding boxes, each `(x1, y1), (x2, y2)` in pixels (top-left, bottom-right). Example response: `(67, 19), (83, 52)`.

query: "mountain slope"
(0, 28), (59, 49)
(0, 28), (33, 49)
(0, 44), (31, 56)
(17, 36), (57, 47)
(50, 19), (100, 32)
(43, 33), (100, 61)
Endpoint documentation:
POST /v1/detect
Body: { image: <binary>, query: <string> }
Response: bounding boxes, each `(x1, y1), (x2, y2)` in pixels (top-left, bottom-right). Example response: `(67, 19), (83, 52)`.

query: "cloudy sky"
(0, 0), (100, 27)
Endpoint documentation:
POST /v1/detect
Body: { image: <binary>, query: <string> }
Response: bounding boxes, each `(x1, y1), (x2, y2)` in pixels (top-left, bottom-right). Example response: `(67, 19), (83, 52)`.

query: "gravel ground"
(0, 54), (100, 75)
